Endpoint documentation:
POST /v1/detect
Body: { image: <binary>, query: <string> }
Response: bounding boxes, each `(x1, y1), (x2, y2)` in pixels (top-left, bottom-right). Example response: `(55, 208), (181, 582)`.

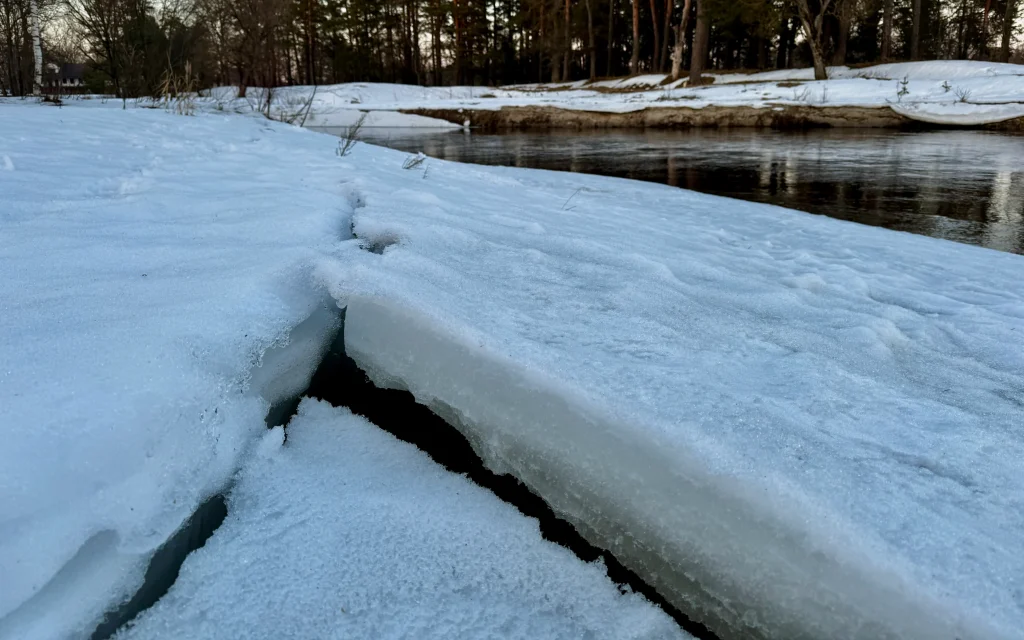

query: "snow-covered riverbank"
(2, 101), (1022, 640)
(198, 59), (1024, 129)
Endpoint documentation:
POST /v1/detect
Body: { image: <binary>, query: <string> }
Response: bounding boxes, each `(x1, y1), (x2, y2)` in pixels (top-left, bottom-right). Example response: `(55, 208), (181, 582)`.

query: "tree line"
(2, 0), (1020, 97)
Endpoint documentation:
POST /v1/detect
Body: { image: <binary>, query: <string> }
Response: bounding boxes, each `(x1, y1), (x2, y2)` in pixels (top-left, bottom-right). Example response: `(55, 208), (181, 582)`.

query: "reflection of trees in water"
(984, 171), (1024, 254)
(352, 128), (1024, 255)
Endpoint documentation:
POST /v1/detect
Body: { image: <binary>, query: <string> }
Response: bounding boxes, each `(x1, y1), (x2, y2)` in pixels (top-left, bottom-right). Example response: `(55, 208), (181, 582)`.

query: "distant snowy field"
(196, 59), (1024, 127)
(1, 98), (1023, 639)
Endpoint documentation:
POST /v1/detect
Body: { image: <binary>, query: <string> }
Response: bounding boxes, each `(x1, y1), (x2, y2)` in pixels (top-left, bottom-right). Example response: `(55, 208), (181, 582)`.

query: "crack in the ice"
(300, 307), (720, 640)
(95, 308), (713, 640)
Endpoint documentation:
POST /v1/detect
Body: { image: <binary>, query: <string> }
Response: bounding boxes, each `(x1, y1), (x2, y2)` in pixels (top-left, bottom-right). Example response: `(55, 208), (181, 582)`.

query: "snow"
(214, 60), (1024, 125)
(591, 74), (670, 89)
(892, 101), (1024, 125)
(324, 146), (1024, 638)
(311, 109), (464, 128)
(709, 60), (1024, 84)
(116, 399), (688, 640)
(0, 105), (348, 638)
(4, 96), (1024, 640)
(201, 85), (471, 128)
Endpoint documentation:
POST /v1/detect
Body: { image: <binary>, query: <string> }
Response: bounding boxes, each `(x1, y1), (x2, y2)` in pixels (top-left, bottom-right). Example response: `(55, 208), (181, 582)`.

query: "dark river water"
(316, 127), (1024, 255)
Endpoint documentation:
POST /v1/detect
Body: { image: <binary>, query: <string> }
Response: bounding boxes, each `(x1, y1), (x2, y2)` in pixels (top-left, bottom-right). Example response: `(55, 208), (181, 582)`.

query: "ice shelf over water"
(325, 143), (1024, 639)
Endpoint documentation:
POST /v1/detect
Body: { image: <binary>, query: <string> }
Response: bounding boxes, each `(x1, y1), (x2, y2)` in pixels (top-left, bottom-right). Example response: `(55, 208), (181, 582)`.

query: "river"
(315, 126), (1024, 255)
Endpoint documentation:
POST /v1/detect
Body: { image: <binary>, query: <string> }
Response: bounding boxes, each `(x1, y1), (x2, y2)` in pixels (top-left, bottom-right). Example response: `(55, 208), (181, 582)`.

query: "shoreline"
(402, 104), (1024, 131)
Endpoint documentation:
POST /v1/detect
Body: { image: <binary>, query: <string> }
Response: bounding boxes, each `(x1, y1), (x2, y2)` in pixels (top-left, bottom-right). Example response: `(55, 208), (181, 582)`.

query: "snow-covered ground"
(200, 60), (1024, 127)
(116, 399), (688, 640)
(0, 103), (679, 639)
(2, 98), (1023, 639)
(0, 106), (349, 639)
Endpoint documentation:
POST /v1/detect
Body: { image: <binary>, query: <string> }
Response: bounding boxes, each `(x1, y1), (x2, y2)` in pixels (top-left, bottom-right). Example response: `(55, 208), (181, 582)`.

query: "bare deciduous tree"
(791, 0), (843, 80)
(629, 0), (638, 73)
(670, 0), (691, 80)
(29, 0), (40, 93)
(688, 0), (709, 85)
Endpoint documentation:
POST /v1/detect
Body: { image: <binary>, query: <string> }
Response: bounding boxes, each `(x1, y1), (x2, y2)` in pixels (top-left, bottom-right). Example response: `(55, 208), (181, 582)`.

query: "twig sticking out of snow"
(336, 113), (367, 158)
(562, 187), (583, 211)
(402, 153), (427, 170)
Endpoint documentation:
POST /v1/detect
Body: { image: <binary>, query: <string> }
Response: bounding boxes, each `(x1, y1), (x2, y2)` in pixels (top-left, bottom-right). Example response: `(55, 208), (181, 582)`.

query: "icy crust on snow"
(117, 399), (689, 640)
(0, 106), (347, 638)
(325, 147), (1024, 639)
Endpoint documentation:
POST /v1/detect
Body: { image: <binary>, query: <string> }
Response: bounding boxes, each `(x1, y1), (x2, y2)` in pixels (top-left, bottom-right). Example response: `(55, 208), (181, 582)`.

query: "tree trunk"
(649, 0), (660, 73)
(304, 0), (315, 84)
(630, 0), (640, 73)
(607, 0), (616, 76)
(809, 37), (828, 79)
(552, 6), (563, 82)
(412, 1), (422, 83)
(670, 0), (692, 80)
(795, 0), (829, 80)
(29, 0), (41, 95)
(660, 0), (672, 71)
(777, 15), (794, 68)
(911, 0), (923, 59)
(688, 0), (709, 85)
(833, 9), (850, 65)
(957, 0), (968, 58)
(983, 0), (993, 57)
(585, 0), (597, 79)
(454, 0), (464, 84)
(881, 0), (893, 61)
(1000, 0), (1016, 62)
(564, 0), (571, 80)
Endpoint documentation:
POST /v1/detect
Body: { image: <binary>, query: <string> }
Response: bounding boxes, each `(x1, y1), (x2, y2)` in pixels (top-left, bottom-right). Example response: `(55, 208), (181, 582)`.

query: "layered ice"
(324, 148), (1024, 639)
(117, 399), (688, 640)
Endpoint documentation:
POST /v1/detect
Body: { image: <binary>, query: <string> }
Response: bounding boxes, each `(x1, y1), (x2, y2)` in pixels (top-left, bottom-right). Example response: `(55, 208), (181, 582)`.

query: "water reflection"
(319, 127), (1024, 255)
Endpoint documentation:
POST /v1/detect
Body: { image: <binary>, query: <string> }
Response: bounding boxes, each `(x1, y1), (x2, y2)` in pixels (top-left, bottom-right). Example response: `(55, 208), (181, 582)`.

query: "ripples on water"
(317, 127), (1024, 255)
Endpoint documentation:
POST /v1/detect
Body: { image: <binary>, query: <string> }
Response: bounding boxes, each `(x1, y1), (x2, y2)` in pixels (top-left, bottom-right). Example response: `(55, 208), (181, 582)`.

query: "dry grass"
(158, 61), (198, 116)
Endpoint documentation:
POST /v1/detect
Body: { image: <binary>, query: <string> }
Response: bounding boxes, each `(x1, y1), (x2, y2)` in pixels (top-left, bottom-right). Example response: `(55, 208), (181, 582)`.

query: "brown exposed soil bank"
(403, 104), (1024, 131)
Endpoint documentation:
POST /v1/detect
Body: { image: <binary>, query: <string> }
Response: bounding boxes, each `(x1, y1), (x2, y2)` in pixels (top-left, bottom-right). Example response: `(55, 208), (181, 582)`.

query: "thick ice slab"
(117, 399), (688, 640)
(325, 148), (1024, 639)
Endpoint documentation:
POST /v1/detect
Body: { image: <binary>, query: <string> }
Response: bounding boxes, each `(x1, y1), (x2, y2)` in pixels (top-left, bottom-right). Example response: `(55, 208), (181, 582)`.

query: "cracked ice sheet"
(321, 142), (1024, 639)
(117, 399), (688, 640)
(0, 105), (348, 638)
